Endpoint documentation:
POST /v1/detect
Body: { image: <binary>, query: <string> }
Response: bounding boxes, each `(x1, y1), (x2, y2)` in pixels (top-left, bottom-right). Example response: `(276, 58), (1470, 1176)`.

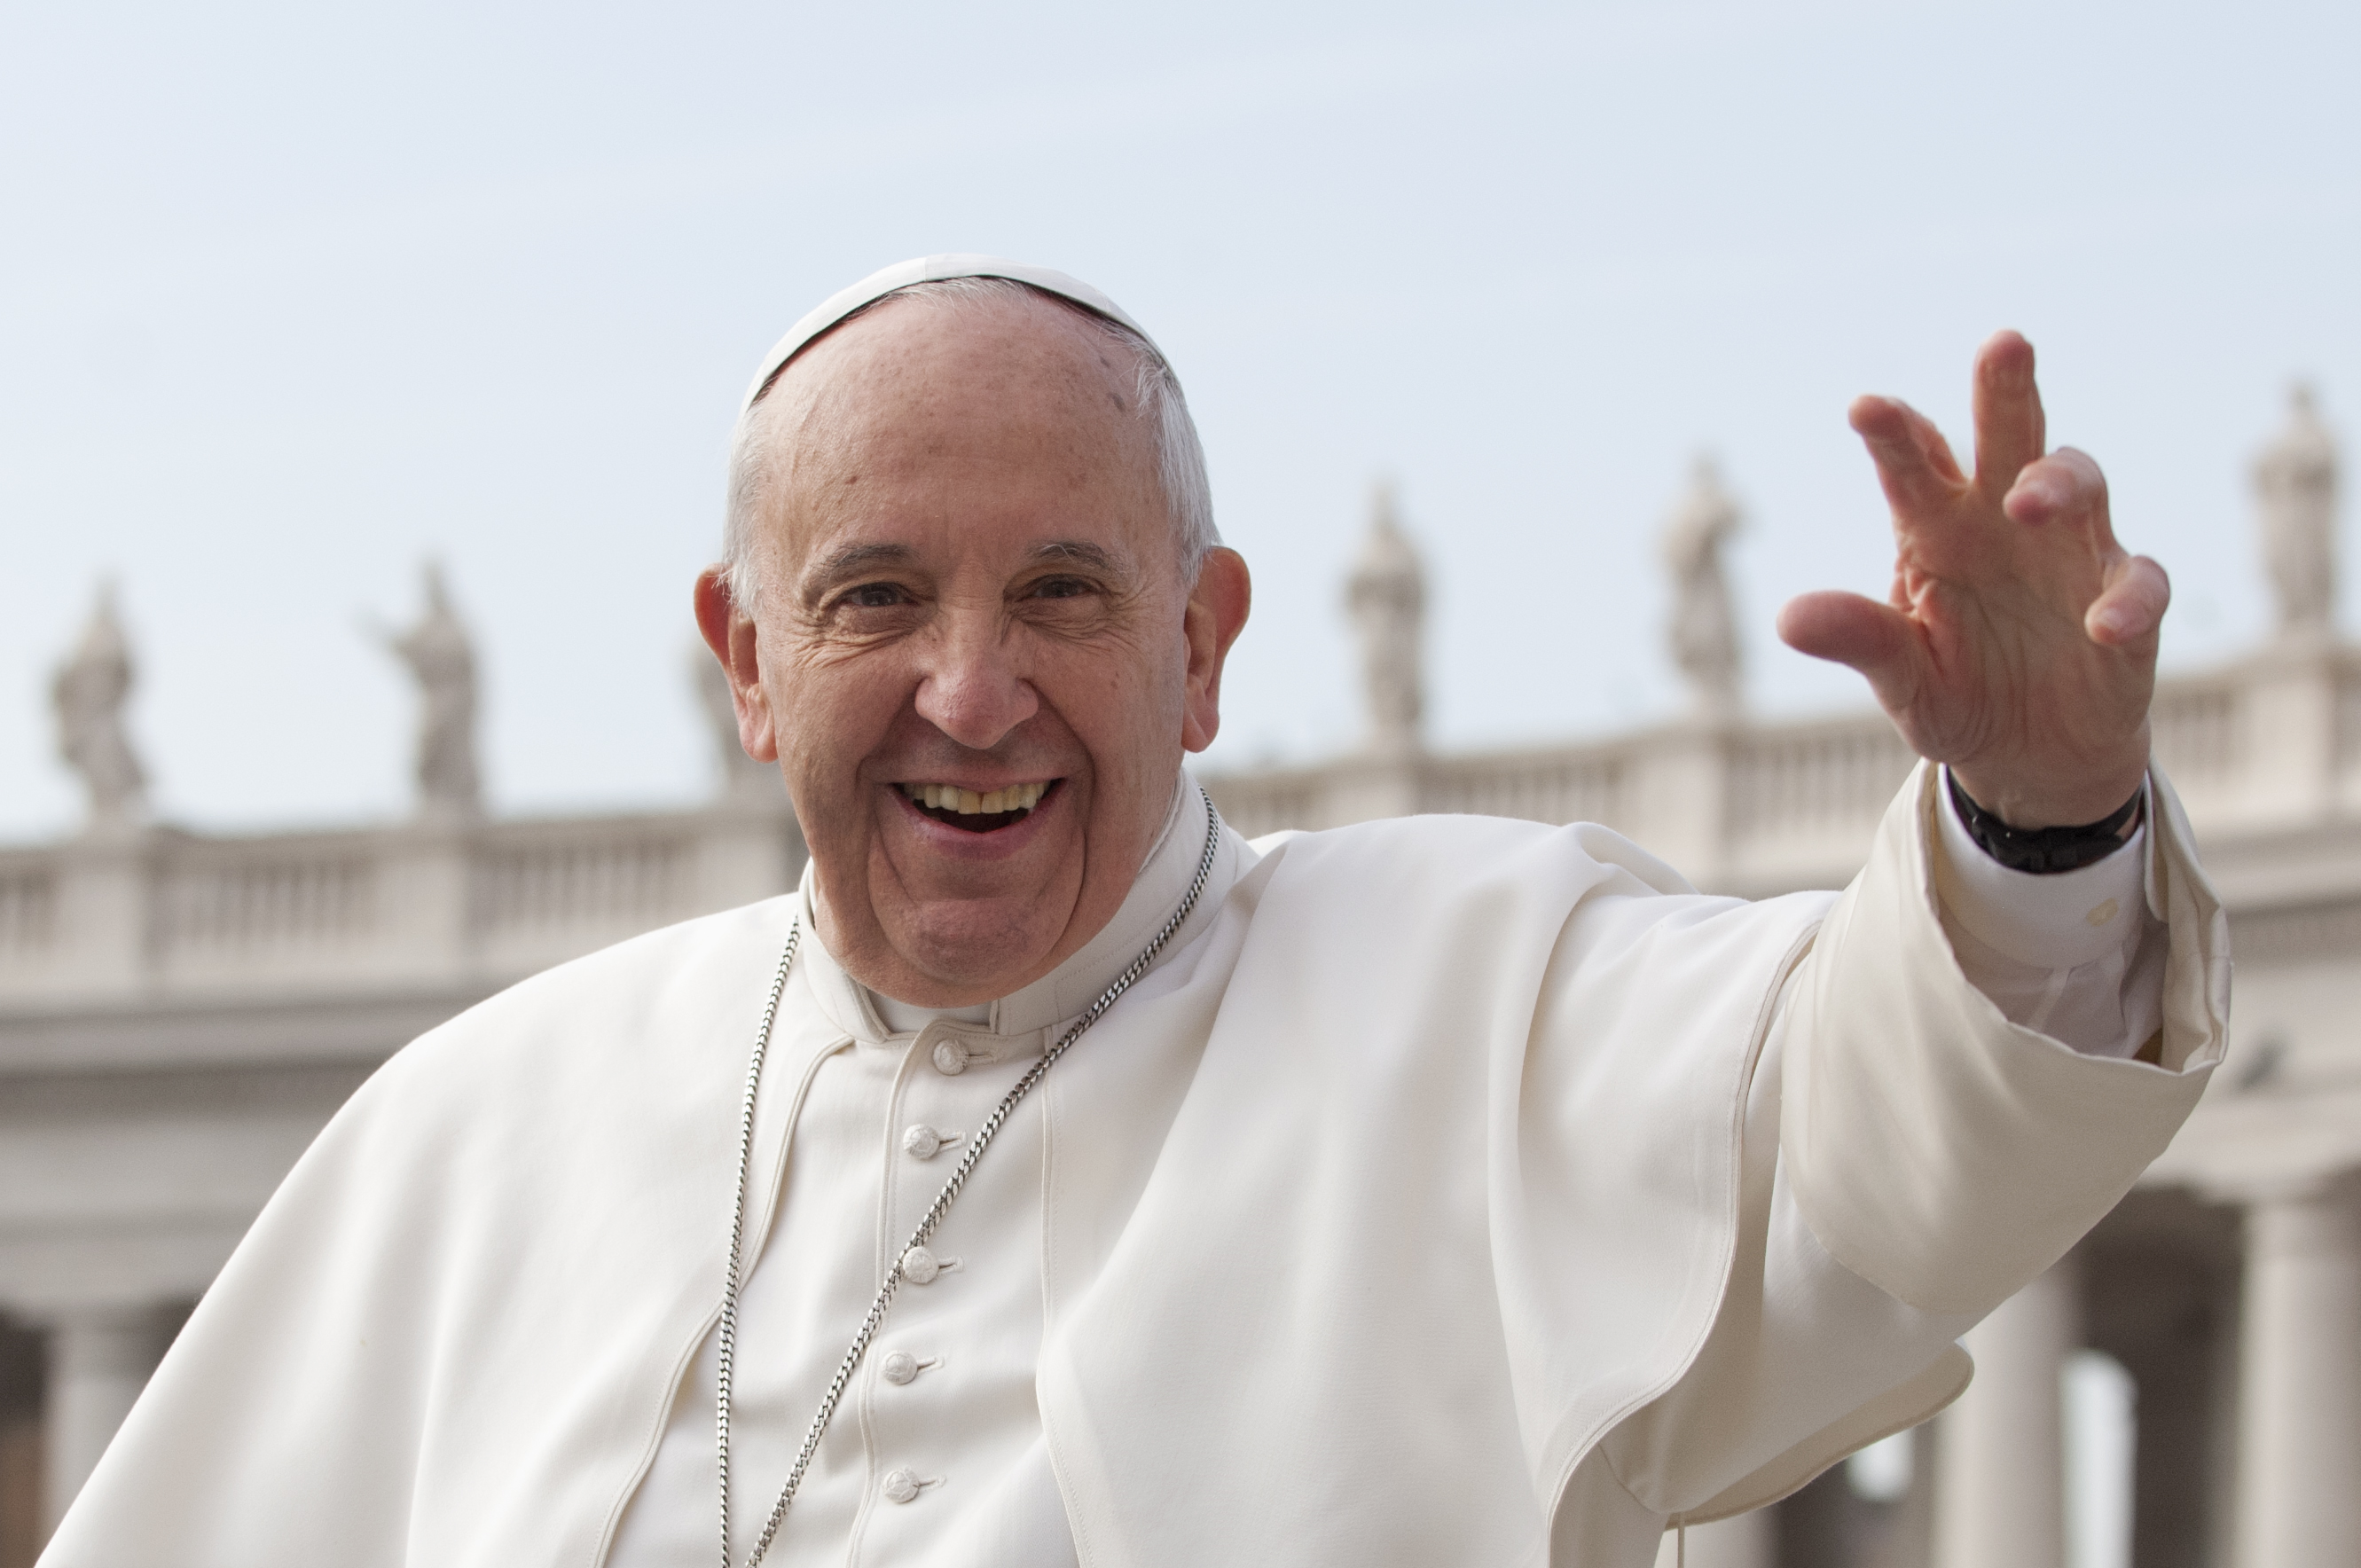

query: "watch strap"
(1945, 771), (2144, 875)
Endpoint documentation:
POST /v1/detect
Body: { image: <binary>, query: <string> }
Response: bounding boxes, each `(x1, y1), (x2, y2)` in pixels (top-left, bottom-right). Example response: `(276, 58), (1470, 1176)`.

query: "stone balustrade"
(0, 801), (804, 1020)
(1209, 639), (2361, 904)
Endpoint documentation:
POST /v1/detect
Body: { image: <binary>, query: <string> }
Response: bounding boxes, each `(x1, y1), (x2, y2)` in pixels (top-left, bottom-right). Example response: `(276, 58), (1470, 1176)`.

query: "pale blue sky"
(4, 0), (2354, 835)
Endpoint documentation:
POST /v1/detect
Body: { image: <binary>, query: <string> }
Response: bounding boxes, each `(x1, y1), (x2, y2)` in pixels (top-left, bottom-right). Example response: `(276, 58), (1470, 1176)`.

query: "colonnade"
(2226, 1180), (2361, 1567)
(1932, 1261), (2079, 1568)
(25, 1303), (174, 1535)
(1932, 1180), (2361, 1568)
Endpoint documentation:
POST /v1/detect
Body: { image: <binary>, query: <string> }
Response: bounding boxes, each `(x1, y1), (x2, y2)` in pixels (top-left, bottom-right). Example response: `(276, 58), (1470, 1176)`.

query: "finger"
(1850, 395), (1966, 519)
(2004, 447), (2116, 547)
(2086, 554), (2169, 647)
(1970, 330), (2046, 497)
(1777, 589), (1924, 712)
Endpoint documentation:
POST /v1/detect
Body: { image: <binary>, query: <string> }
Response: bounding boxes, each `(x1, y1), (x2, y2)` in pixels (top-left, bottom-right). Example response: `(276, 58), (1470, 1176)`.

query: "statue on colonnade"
(1662, 454), (1744, 720)
(382, 562), (482, 821)
(51, 584), (147, 833)
(2255, 383), (2340, 640)
(1345, 481), (1427, 758)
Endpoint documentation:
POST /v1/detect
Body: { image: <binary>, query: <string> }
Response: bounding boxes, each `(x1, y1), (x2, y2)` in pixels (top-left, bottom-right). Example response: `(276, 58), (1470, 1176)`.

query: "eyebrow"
(1029, 540), (1122, 572)
(803, 537), (1126, 591)
(810, 542), (916, 581)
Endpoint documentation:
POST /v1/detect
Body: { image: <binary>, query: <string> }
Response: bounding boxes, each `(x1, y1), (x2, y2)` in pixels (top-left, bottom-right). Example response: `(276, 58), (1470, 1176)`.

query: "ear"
(694, 567), (779, 763)
(1180, 547), (1252, 753)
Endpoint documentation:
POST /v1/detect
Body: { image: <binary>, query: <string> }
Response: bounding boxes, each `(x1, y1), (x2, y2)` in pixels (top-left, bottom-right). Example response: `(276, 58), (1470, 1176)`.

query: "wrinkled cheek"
(771, 692), (875, 835)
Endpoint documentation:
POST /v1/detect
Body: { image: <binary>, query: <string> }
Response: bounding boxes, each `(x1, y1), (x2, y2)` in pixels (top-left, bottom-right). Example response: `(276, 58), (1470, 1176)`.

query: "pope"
(41, 258), (2227, 1568)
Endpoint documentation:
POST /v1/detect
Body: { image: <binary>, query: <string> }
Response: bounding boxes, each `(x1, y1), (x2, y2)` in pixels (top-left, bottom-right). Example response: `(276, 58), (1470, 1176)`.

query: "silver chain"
(717, 789), (1222, 1568)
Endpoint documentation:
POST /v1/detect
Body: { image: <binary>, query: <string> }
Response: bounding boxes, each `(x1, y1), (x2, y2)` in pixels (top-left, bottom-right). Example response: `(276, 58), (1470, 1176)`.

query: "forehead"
(765, 292), (1156, 498)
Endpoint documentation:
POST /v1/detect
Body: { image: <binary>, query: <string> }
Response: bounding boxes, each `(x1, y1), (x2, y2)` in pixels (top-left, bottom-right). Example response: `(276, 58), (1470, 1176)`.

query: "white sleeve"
(1933, 768), (2165, 1061)
(1591, 763), (2225, 1535)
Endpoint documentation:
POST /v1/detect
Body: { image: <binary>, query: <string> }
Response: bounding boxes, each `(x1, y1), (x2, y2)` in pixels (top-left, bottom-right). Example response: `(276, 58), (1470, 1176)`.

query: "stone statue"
(693, 646), (780, 800)
(2255, 383), (2340, 639)
(51, 584), (148, 832)
(1662, 456), (1743, 720)
(1345, 482), (1427, 758)
(383, 563), (482, 820)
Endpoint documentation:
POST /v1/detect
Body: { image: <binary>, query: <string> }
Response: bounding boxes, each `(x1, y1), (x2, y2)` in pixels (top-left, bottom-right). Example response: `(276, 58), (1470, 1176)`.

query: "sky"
(4, 0), (2356, 837)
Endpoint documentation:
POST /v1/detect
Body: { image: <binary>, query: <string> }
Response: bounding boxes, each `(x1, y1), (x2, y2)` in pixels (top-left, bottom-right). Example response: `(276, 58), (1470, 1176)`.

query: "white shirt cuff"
(1933, 769), (2149, 969)
(1931, 768), (2164, 1060)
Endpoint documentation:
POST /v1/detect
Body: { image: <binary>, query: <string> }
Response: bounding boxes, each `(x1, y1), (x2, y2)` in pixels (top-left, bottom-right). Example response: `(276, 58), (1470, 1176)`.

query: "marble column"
(1652, 1509), (1772, 1568)
(1933, 1258), (2079, 1568)
(2232, 1180), (2361, 1568)
(42, 1304), (171, 1530)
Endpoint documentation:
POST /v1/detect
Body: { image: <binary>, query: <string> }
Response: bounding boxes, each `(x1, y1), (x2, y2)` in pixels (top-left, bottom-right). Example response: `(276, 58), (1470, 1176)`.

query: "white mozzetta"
(42, 766), (2224, 1568)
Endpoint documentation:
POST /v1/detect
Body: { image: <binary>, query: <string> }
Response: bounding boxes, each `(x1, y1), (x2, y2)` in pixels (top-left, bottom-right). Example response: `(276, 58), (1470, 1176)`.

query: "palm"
(1778, 333), (2167, 828)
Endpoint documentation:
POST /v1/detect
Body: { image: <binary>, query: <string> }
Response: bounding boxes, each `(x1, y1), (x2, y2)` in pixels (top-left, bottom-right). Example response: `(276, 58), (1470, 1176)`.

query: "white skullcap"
(738, 254), (1162, 416)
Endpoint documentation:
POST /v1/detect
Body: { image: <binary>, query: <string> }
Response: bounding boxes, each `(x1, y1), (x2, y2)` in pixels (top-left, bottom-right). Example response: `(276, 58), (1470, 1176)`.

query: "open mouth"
(898, 779), (1057, 834)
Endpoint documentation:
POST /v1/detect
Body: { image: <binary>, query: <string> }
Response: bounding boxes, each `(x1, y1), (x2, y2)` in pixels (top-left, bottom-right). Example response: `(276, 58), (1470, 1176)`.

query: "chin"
(886, 906), (1060, 1000)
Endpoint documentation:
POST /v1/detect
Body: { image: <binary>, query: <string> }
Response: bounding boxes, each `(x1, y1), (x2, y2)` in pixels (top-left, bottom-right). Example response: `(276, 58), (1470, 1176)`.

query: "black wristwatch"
(1946, 771), (2145, 875)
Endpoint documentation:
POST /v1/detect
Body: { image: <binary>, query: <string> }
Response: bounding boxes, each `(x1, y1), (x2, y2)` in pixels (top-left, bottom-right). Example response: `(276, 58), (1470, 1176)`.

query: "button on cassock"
(900, 1245), (950, 1284)
(902, 1124), (958, 1160)
(881, 1469), (936, 1504)
(879, 1350), (927, 1385)
(930, 1039), (972, 1076)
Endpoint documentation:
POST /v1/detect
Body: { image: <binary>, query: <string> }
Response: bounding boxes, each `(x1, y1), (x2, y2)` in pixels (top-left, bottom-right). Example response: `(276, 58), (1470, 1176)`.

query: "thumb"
(1777, 590), (1923, 714)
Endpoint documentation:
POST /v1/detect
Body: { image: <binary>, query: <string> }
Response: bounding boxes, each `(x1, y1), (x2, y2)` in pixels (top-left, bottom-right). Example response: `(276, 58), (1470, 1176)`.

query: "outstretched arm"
(1777, 332), (2167, 827)
(1581, 342), (2224, 1541)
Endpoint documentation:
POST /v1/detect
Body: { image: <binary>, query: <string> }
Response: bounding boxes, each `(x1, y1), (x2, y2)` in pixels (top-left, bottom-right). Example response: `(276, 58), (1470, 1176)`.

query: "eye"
(1029, 576), (1094, 600)
(841, 582), (908, 609)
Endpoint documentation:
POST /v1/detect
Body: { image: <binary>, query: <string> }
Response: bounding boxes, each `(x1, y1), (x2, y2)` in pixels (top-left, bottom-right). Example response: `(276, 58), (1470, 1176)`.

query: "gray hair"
(721, 276), (1218, 609)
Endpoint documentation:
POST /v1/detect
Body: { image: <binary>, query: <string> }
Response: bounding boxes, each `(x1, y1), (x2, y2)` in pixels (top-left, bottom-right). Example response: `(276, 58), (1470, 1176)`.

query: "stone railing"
(1724, 720), (1915, 843)
(153, 836), (380, 960)
(1423, 744), (1630, 828)
(2150, 673), (2243, 799)
(0, 861), (58, 972)
(470, 821), (696, 945)
(1201, 640), (2361, 898)
(1198, 768), (1330, 843)
(0, 802), (805, 1007)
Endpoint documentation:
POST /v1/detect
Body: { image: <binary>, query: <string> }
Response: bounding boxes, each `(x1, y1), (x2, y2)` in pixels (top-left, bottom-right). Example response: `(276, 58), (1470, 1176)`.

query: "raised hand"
(1777, 332), (2166, 828)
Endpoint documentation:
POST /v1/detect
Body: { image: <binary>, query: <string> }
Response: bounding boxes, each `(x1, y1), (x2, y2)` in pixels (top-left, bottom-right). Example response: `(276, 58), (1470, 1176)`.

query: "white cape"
(43, 764), (2226, 1567)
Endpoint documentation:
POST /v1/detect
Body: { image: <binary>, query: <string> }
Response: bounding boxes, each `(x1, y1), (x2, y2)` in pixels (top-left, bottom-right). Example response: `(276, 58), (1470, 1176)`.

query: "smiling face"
(696, 289), (1251, 1007)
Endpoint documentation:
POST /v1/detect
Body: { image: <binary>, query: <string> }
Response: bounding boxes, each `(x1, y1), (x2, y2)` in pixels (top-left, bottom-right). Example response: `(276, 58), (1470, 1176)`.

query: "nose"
(912, 607), (1039, 750)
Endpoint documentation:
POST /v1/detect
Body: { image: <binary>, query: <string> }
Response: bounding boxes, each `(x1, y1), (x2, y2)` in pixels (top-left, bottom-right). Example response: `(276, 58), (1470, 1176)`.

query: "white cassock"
(41, 763), (2226, 1568)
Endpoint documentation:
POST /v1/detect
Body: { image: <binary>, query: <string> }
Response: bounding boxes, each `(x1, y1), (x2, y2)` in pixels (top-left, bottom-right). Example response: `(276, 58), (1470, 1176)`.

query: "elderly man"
(43, 258), (2224, 1568)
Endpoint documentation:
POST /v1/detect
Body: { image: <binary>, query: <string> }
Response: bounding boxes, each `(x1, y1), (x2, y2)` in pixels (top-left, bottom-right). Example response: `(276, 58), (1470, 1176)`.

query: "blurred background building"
(0, 387), (2348, 1567)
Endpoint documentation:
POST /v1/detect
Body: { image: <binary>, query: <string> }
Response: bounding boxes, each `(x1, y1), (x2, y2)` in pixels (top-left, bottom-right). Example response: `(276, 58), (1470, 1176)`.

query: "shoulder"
(432, 893), (795, 1045)
(1219, 814), (1696, 1015)
(353, 895), (800, 1147)
(1231, 812), (1832, 1006)
(1247, 811), (1701, 906)
(249, 894), (802, 1312)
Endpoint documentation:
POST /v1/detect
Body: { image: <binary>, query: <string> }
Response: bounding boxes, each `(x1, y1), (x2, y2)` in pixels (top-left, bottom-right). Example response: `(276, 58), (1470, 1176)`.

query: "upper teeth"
(900, 781), (1049, 816)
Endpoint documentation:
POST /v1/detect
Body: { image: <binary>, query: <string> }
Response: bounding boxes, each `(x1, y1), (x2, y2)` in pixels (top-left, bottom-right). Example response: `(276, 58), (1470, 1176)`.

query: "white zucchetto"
(739, 254), (1158, 414)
